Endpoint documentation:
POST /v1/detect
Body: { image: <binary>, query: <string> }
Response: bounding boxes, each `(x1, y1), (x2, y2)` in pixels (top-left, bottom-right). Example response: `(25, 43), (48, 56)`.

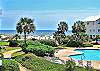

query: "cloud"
(0, 10), (100, 30)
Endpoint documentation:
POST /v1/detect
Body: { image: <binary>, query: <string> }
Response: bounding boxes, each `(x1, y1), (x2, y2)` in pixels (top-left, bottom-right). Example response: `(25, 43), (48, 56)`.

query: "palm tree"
(53, 21), (68, 44)
(72, 21), (86, 34)
(16, 17), (35, 47)
(72, 21), (86, 41)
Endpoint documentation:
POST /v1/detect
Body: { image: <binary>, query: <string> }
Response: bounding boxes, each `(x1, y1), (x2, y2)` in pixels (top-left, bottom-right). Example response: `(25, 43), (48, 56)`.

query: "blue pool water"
(70, 49), (100, 60)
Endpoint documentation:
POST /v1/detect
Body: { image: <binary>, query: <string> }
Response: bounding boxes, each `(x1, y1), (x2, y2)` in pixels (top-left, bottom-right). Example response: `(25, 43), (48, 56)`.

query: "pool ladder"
(81, 53), (86, 60)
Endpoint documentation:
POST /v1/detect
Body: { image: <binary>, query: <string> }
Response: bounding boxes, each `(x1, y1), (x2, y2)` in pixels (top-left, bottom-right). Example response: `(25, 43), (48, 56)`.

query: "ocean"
(0, 30), (72, 36)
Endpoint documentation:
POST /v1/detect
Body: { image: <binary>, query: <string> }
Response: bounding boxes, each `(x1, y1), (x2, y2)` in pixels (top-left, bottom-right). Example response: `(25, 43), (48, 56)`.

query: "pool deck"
(54, 47), (100, 70)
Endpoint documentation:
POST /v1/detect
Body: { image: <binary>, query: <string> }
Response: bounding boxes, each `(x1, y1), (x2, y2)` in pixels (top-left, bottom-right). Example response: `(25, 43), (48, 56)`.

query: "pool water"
(70, 49), (100, 60)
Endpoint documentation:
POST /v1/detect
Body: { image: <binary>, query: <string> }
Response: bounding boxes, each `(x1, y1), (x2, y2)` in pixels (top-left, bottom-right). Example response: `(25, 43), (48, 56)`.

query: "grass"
(5, 47), (21, 51)
(0, 41), (9, 46)
(2, 59), (20, 71)
(15, 53), (65, 71)
(12, 51), (25, 58)
(0, 47), (21, 54)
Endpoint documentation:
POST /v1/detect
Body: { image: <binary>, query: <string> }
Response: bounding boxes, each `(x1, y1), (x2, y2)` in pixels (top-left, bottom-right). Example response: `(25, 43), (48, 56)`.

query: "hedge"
(66, 40), (83, 47)
(38, 40), (57, 47)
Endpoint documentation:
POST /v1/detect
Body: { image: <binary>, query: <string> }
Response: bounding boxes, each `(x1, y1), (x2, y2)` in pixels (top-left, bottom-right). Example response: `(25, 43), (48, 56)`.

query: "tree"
(53, 21), (68, 44)
(16, 17), (35, 47)
(72, 21), (86, 34)
(72, 21), (86, 42)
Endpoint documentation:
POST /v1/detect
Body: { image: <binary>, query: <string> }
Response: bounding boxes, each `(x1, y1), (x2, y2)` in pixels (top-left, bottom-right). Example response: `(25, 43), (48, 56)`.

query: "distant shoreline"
(0, 30), (72, 36)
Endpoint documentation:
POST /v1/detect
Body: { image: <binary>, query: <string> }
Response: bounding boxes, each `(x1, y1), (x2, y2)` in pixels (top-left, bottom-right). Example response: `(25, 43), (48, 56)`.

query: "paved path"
(17, 62), (31, 71)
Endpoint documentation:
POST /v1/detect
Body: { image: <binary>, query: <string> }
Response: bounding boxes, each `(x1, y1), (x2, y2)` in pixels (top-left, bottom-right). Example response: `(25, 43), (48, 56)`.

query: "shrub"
(8, 40), (18, 47)
(19, 40), (55, 56)
(15, 53), (65, 71)
(65, 60), (76, 71)
(66, 40), (83, 47)
(2, 59), (20, 71)
(62, 39), (68, 45)
(38, 40), (57, 47)
(26, 43), (55, 57)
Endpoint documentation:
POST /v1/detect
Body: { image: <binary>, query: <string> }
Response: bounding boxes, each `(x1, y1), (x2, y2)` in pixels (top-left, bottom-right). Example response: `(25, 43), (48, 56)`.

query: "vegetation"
(72, 21), (87, 43)
(12, 34), (20, 41)
(15, 53), (97, 71)
(8, 40), (18, 47)
(12, 51), (25, 58)
(53, 21), (68, 45)
(16, 17), (35, 47)
(0, 41), (9, 46)
(15, 53), (65, 71)
(2, 59), (20, 71)
(65, 60), (76, 71)
(83, 44), (93, 47)
(62, 21), (93, 47)
(65, 40), (83, 47)
(38, 40), (57, 47)
(25, 41), (55, 56)
(72, 21), (86, 34)
(4, 47), (21, 51)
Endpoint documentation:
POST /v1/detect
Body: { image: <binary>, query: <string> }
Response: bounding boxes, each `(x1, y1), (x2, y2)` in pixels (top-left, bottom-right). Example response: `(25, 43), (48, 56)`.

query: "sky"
(0, 0), (100, 30)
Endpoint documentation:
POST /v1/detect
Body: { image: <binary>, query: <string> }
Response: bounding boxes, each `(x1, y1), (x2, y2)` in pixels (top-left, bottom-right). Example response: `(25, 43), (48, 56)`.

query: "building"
(83, 15), (100, 38)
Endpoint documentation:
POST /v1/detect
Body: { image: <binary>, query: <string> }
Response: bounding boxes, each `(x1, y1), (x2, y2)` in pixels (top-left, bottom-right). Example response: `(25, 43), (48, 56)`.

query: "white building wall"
(85, 19), (100, 38)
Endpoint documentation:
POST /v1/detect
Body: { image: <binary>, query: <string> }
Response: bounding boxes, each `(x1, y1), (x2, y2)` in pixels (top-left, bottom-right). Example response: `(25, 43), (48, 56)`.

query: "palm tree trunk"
(24, 31), (27, 47)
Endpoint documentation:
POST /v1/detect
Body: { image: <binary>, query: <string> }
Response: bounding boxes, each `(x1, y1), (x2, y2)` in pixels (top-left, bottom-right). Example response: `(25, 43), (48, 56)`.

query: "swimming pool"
(70, 49), (100, 60)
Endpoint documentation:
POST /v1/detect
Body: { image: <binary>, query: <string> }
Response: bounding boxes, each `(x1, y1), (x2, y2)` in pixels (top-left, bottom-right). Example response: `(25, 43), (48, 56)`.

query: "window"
(98, 29), (100, 32)
(96, 20), (100, 24)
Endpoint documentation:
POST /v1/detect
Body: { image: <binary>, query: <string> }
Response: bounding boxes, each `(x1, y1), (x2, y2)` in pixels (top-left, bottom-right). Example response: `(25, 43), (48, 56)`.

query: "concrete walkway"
(17, 62), (31, 71)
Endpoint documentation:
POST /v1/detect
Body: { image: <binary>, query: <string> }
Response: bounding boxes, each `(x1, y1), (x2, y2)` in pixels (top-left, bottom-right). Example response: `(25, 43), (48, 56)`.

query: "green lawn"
(12, 51), (25, 58)
(5, 47), (21, 51)
(0, 47), (21, 54)
(0, 41), (9, 46)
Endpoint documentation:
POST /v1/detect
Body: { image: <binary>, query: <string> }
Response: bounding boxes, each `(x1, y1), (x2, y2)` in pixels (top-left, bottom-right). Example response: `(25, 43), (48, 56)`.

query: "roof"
(82, 15), (100, 21)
